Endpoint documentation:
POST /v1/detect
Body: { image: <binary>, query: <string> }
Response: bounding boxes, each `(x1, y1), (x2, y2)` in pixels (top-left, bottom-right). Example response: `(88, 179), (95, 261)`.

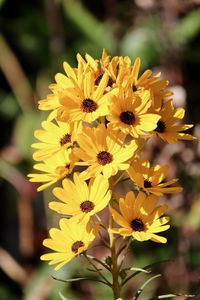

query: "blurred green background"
(0, 0), (200, 299)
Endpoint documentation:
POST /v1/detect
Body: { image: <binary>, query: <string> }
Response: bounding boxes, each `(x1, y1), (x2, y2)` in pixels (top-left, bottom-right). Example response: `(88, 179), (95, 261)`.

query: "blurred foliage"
(120, 16), (163, 66)
(0, 0), (200, 299)
(171, 8), (200, 45)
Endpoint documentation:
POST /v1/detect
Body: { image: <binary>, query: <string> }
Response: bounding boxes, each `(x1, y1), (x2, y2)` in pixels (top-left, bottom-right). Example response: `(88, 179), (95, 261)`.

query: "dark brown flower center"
(130, 218), (145, 231)
(132, 85), (137, 92)
(155, 120), (166, 133)
(81, 98), (98, 113)
(80, 200), (94, 213)
(120, 111), (135, 125)
(97, 151), (113, 165)
(144, 180), (152, 188)
(71, 241), (84, 253)
(60, 133), (71, 146)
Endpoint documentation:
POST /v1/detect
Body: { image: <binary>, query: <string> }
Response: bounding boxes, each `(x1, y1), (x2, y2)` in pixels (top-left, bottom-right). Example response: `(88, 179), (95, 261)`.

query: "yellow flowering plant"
(28, 49), (196, 299)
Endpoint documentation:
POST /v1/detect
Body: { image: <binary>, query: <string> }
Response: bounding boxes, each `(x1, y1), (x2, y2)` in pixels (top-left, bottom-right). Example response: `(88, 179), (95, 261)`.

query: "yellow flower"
(57, 70), (110, 123)
(54, 53), (86, 89)
(28, 149), (76, 191)
(54, 50), (117, 123)
(123, 57), (172, 111)
(38, 54), (84, 119)
(38, 92), (60, 112)
(74, 124), (138, 180)
(152, 100), (196, 143)
(148, 79), (173, 110)
(128, 57), (168, 93)
(128, 158), (182, 196)
(38, 92), (61, 121)
(85, 49), (121, 90)
(110, 191), (170, 243)
(41, 218), (97, 270)
(85, 49), (110, 78)
(49, 173), (111, 222)
(107, 88), (160, 137)
(32, 120), (82, 161)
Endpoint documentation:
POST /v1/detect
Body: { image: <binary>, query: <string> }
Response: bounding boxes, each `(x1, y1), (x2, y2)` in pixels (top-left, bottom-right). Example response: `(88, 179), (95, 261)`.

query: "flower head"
(32, 120), (82, 161)
(74, 124), (138, 179)
(110, 191), (170, 243)
(107, 88), (160, 137)
(28, 149), (76, 191)
(49, 173), (111, 222)
(152, 100), (195, 143)
(41, 218), (97, 270)
(57, 70), (110, 123)
(128, 158), (183, 196)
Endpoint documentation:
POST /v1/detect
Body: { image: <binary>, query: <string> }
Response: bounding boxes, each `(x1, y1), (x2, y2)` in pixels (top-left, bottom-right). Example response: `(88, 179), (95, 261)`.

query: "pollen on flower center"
(130, 218), (145, 231)
(81, 98), (98, 113)
(71, 240), (85, 253)
(120, 111), (135, 125)
(60, 133), (71, 146)
(97, 151), (113, 165)
(144, 180), (152, 188)
(155, 120), (166, 133)
(80, 200), (95, 213)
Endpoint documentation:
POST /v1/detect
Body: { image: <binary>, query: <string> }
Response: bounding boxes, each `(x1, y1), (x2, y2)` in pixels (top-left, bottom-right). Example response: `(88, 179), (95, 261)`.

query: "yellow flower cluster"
(28, 50), (195, 270)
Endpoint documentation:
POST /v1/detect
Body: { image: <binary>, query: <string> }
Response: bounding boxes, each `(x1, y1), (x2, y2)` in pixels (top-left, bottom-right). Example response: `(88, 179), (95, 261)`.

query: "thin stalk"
(52, 275), (109, 286)
(110, 171), (126, 189)
(87, 255), (111, 272)
(109, 204), (121, 299)
(95, 214), (108, 232)
(98, 231), (110, 248)
(122, 259), (171, 286)
(118, 237), (132, 271)
(91, 216), (109, 248)
(0, 35), (33, 112)
(110, 238), (121, 299)
(116, 239), (126, 257)
(83, 253), (112, 287)
(132, 274), (161, 300)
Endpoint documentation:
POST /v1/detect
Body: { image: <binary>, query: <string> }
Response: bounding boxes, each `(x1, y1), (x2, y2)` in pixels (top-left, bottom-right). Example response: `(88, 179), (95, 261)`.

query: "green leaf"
(62, 0), (116, 53)
(157, 294), (195, 299)
(171, 8), (200, 44)
(87, 268), (102, 272)
(122, 259), (172, 286)
(130, 267), (151, 274)
(132, 274), (161, 300)
(59, 292), (69, 300)
(148, 293), (196, 299)
(120, 16), (163, 67)
(52, 276), (88, 283)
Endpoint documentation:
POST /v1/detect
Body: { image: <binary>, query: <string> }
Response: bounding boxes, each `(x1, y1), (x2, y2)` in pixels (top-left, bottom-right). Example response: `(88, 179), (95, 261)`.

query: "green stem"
(111, 237), (121, 299)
